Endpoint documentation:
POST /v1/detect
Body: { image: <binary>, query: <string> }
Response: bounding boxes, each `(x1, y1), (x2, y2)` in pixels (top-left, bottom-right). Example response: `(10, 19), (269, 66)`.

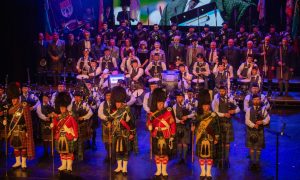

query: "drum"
(238, 78), (250, 93)
(76, 74), (89, 80)
(109, 74), (125, 88)
(162, 70), (179, 92)
(191, 78), (204, 90)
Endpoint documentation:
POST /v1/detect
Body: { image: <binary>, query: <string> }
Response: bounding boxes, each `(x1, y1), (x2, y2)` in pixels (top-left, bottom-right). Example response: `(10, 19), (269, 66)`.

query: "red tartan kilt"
(10, 130), (27, 149)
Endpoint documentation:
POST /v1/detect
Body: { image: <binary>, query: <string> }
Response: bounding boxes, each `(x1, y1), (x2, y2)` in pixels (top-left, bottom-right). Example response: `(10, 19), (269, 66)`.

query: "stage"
(0, 108), (300, 180)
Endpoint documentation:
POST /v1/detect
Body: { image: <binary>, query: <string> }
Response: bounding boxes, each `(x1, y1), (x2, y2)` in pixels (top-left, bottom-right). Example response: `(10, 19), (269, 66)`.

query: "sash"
(195, 113), (215, 144)
(56, 115), (71, 135)
(8, 106), (24, 138)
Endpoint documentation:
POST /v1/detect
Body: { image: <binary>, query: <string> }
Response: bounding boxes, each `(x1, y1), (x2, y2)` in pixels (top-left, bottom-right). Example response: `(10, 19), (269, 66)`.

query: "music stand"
(266, 122), (291, 180)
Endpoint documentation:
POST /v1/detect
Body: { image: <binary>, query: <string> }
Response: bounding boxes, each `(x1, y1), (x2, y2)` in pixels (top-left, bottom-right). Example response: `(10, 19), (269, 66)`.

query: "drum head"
(192, 79), (204, 83)
(238, 78), (251, 83)
(76, 74), (89, 80)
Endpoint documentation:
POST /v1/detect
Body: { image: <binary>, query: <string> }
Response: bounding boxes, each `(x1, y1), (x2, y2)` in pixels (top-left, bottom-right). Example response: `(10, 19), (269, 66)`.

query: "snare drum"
(191, 78), (204, 90)
(161, 70), (179, 92)
(76, 74), (89, 80)
(238, 78), (251, 92)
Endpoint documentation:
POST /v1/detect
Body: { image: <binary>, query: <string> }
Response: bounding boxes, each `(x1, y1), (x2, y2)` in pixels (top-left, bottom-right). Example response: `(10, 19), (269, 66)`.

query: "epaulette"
(167, 107), (172, 111)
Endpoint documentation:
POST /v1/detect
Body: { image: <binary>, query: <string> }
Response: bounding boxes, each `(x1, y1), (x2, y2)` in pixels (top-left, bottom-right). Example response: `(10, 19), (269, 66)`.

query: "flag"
(292, 0), (300, 39)
(130, 0), (140, 21)
(257, 0), (265, 21)
(98, 0), (104, 32)
(44, 0), (52, 39)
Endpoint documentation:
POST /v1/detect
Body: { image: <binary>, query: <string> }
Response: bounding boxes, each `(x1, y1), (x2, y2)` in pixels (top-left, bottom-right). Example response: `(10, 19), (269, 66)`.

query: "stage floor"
(1, 109), (300, 180)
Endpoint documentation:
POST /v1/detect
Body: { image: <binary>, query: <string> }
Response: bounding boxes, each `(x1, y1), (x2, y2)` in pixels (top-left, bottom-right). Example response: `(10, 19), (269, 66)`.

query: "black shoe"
(122, 172), (128, 176)
(200, 176), (206, 180)
(207, 176), (213, 180)
(78, 154), (83, 161)
(12, 165), (21, 169)
(21, 167), (27, 171)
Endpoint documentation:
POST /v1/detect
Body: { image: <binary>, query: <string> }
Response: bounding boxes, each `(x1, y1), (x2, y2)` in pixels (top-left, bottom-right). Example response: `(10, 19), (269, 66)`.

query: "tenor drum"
(76, 74), (89, 80)
(238, 78), (250, 92)
(191, 78), (204, 90)
(162, 70), (179, 92)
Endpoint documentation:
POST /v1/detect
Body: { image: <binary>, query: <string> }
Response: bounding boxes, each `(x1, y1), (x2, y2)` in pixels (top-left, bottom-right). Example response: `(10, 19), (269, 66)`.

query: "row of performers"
(0, 80), (270, 179)
(98, 21), (292, 49)
(76, 47), (287, 96)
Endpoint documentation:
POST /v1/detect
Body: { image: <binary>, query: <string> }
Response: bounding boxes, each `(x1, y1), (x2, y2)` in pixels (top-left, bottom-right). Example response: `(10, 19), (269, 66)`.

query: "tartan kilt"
(152, 132), (175, 156)
(41, 122), (52, 141)
(55, 135), (75, 153)
(78, 122), (89, 140)
(219, 118), (234, 143)
(246, 128), (265, 149)
(112, 130), (130, 154)
(10, 130), (27, 149)
(196, 136), (215, 159)
(102, 123), (111, 144)
(176, 124), (190, 144)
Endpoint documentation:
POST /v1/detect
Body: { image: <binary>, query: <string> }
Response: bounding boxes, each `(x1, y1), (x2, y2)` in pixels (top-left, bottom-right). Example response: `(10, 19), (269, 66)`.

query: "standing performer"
(192, 53), (210, 89)
(98, 88), (113, 161)
(192, 100), (220, 180)
(186, 38), (205, 68)
(245, 95), (270, 170)
(145, 53), (167, 79)
(143, 80), (159, 114)
(147, 88), (176, 177)
(5, 82), (35, 170)
(110, 86), (136, 175)
(199, 24), (215, 49)
(212, 86), (240, 168)
(50, 92), (78, 173)
(69, 91), (93, 161)
(36, 92), (55, 157)
(276, 38), (295, 96)
(173, 90), (194, 164)
(244, 83), (270, 112)
(167, 36), (185, 69)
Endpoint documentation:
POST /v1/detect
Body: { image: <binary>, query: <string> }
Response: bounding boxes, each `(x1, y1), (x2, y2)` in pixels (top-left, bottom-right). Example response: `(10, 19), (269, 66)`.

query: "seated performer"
(173, 90), (195, 164)
(121, 50), (141, 74)
(237, 55), (257, 79)
(147, 88), (176, 177)
(192, 53), (210, 89)
(145, 53), (167, 79)
(87, 59), (101, 82)
(98, 88), (113, 161)
(76, 49), (92, 75)
(99, 48), (118, 74)
(192, 100), (220, 180)
(212, 62), (231, 95)
(36, 92), (55, 157)
(213, 56), (234, 80)
(212, 86), (240, 168)
(178, 64), (193, 91)
(244, 83), (270, 112)
(5, 82), (35, 170)
(50, 92), (78, 173)
(245, 95), (270, 171)
(125, 59), (144, 83)
(69, 91), (93, 161)
(249, 65), (262, 89)
(110, 86), (136, 175)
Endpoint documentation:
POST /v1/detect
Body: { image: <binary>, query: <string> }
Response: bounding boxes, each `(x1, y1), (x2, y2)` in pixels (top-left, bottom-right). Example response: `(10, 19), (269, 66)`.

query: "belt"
(155, 127), (168, 131)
